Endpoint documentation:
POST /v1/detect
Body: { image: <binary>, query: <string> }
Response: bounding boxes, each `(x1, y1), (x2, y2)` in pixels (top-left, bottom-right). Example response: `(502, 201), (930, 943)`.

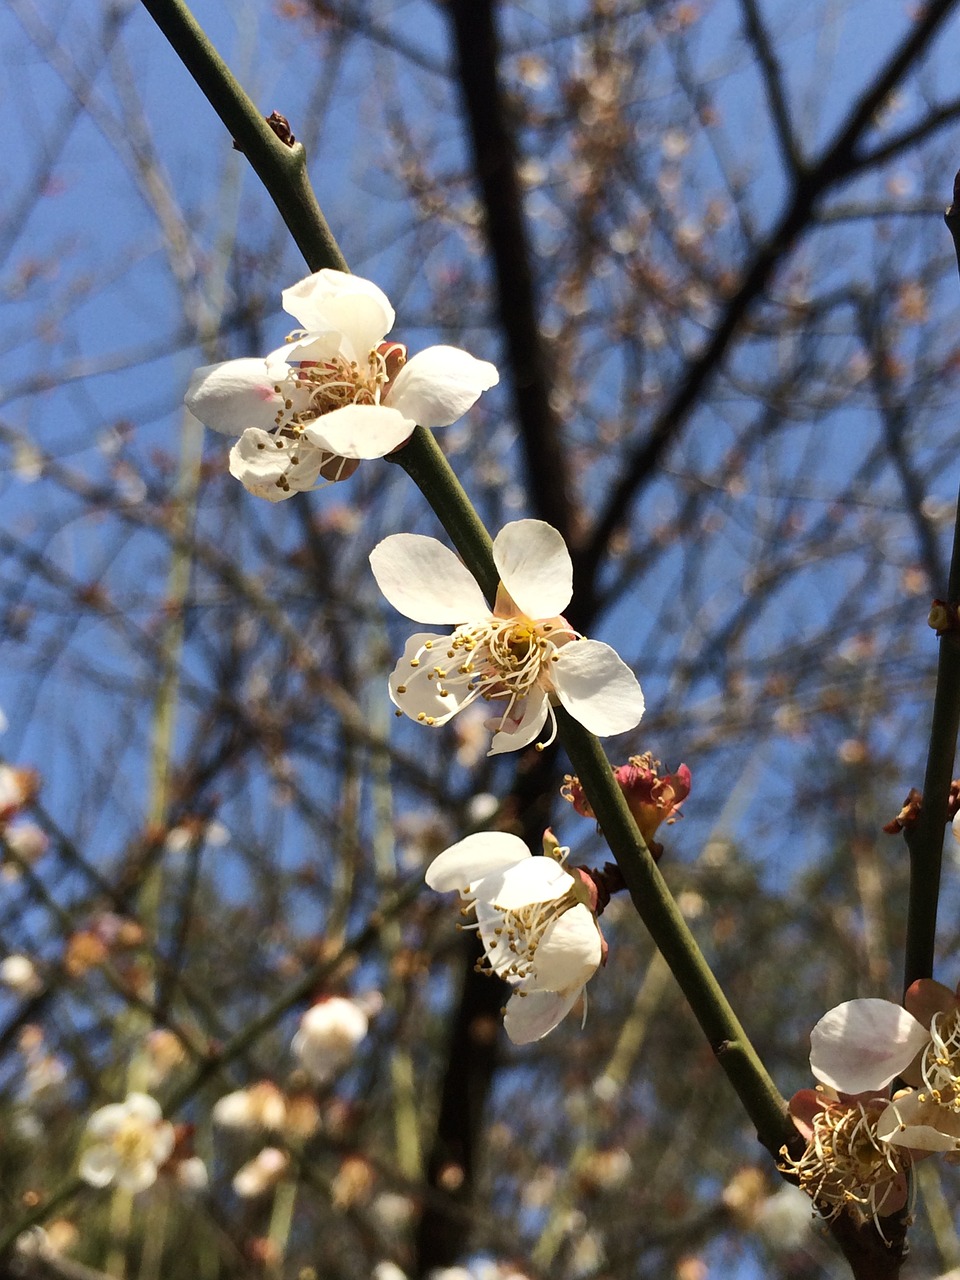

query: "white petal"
(533, 906), (602, 990)
(492, 521), (572, 619)
(265, 333), (340, 373)
(302, 404), (416, 459)
(503, 987), (583, 1044)
(552, 641), (645, 736)
(123, 1094), (163, 1125)
(282, 270), (394, 361)
(79, 1144), (119, 1188)
(388, 632), (471, 725)
(877, 1092), (960, 1151)
(116, 1160), (159, 1195)
(483, 857), (572, 910)
(371, 535), (489, 622)
(185, 359), (284, 434)
(425, 832), (530, 893)
(810, 999), (930, 1093)
(386, 346), (499, 428)
(84, 1104), (126, 1141)
(487, 690), (549, 756)
(228, 430), (324, 502)
(152, 1122), (176, 1166)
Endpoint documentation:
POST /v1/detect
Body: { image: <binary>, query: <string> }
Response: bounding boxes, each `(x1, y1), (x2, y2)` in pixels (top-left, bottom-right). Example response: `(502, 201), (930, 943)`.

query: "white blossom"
(78, 1093), (175, 1193)
(426, 831), (603, 1043)
(212, 1081), (287, 1132)
(292, 996), (370, 1083)
(232, 1146), (289, 1198)
(186, 270), (497, 501)
(0, 954), (42, 997)
(370, 520), (644, 755)
(810, 980), (960, 1151)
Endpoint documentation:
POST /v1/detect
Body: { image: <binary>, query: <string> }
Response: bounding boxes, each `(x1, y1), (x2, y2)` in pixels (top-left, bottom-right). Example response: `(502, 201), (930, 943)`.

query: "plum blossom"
(213, 1081), (287, 1132)
(78, 1093), (175, 1193)
(185, 270), (498, 501)
(0, 766), (39, 822)
(562, 752), (690, 853)
(810, 980), (960, 1151)
(292, 995), (370, 1083)
(425, 830), (605, 1043)
(370, 520), (644, 755)
(779, 1087), (911, 1228)
(232, 1147), (289, 1198)
(0, 955), (42, 997)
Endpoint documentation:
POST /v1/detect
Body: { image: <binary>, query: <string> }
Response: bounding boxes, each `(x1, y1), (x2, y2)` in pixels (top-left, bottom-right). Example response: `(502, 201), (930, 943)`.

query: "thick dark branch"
(447, 0), (577, 545)
(739, 0), (805, 178)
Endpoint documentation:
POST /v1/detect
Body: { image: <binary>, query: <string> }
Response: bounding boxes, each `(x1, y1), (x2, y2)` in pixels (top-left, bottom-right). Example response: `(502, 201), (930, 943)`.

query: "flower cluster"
(810, 981), (960, 1151)
(787, 979), (960, 1228)
(186, 270), (497, 501)
(183, 269), (661, 1049)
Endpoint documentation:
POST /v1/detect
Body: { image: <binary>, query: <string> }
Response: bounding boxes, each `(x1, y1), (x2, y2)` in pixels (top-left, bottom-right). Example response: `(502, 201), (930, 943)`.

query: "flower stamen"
(779, 1096), (910, 1235)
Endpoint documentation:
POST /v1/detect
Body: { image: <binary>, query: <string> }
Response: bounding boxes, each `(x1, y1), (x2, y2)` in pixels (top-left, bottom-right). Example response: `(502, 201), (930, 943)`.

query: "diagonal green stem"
(138, 0), (346, 274)
(555, 712), (789, 1150)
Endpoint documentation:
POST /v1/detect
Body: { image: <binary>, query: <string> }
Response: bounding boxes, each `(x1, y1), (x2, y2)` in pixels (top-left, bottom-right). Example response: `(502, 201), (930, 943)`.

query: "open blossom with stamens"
(425, 830), (605, 1043)
(810, 979), (960, 1149)
(779, 1087), (911, 1228)
(185, 270), (498, 501)
(370, 520), (644, 755)
(78, 1093), (175, 1193)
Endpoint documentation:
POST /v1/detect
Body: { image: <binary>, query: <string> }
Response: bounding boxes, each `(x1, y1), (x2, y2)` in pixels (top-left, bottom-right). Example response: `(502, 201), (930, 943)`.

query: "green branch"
(139, 0), (346, 275)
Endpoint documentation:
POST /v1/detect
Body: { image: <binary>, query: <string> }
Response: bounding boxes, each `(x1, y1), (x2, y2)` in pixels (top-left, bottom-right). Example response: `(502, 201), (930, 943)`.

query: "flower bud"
(562, 753), (690, 852)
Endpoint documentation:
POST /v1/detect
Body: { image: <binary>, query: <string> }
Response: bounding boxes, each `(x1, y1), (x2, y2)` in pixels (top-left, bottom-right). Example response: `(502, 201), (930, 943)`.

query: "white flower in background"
(185, 269), (498, 502)
(175, 1156), (209, 1192)
(0, 765), (39, 822)
(373, 1264), (409, 1280)
(212, 1081), (287, 1132)
(370, 520), (644, 755)
(232, 1146), (289, 1198)
(426, 831), (604, 1043)
(79, 1093), (175, 1193)
(1, 823), (49, 880)
(754, 1184), (817, 1252)
(292, 995), (370, 1083)
(0, 954), (42, 997)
